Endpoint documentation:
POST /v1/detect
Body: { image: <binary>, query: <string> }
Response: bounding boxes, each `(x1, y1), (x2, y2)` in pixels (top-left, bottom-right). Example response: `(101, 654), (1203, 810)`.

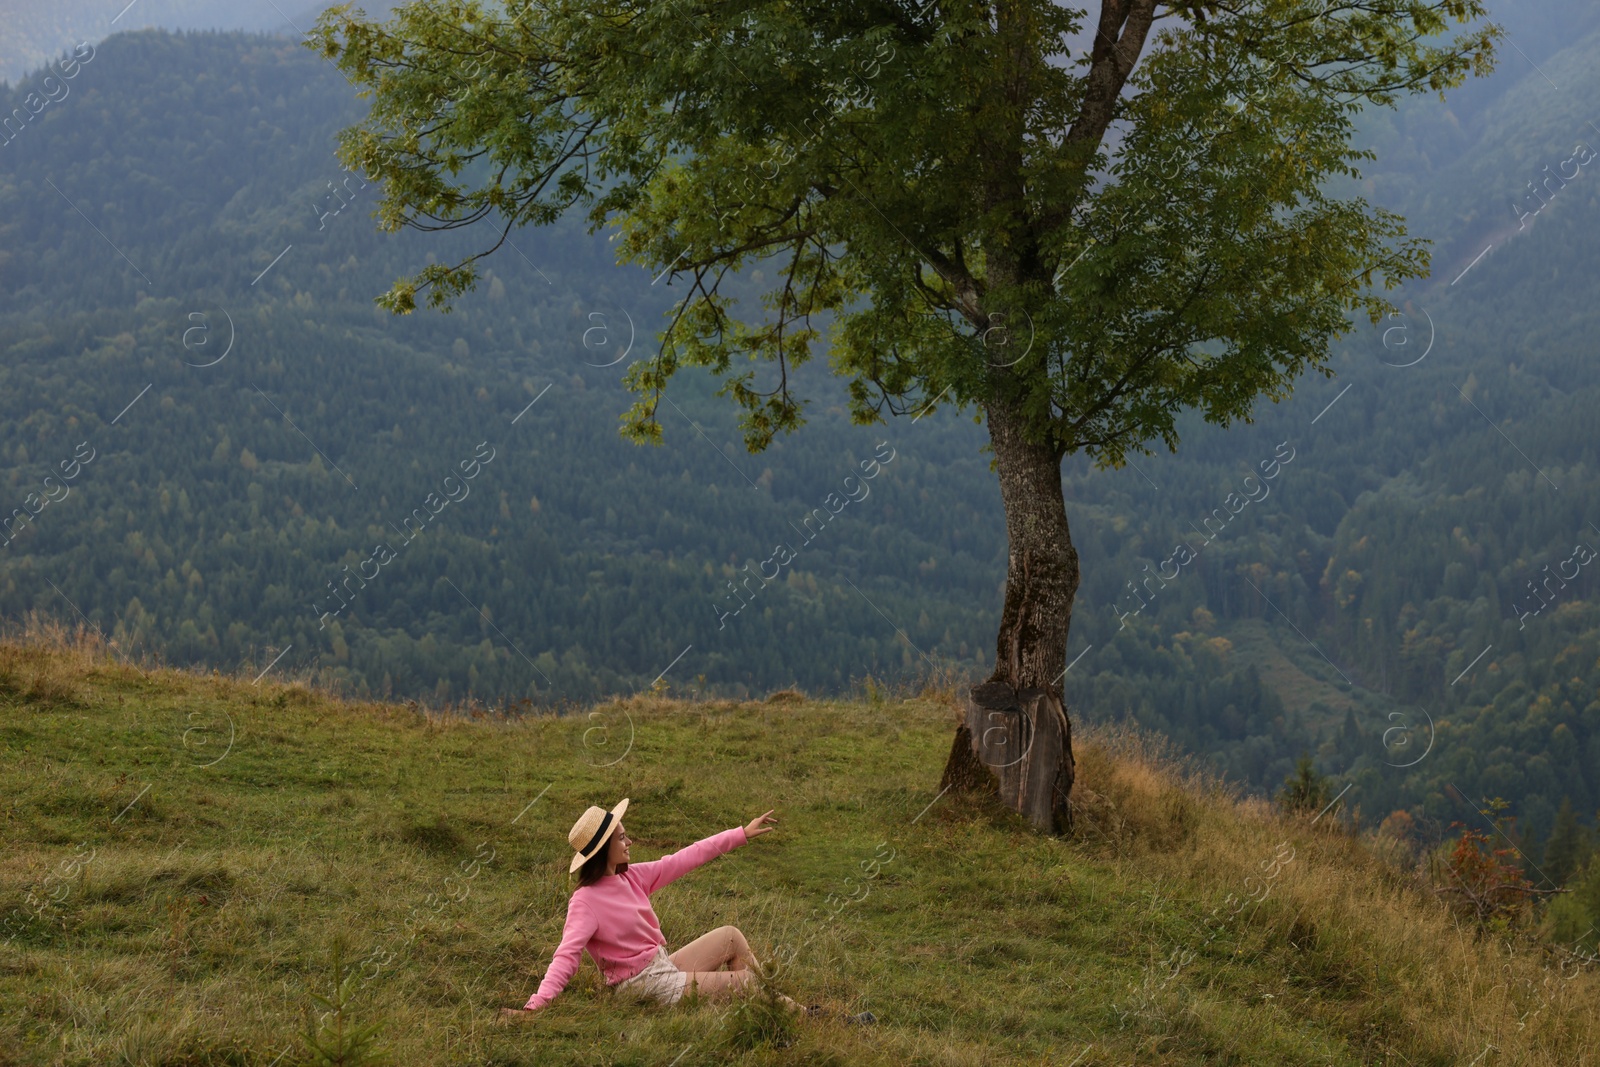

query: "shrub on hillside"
(298, 940), (392, 1067)
(1436, 823), (1536, 930)
(1546, 852), (1600, 954)
(1275, 754), (1333, 818)
(1431, 801), (1561, 935)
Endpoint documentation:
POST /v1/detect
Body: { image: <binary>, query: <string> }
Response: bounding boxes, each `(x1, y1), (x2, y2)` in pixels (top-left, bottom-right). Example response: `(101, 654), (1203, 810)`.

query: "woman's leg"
(669, 925), (758, 973)
(671, 927), (803, 1013)
(679, 969), (804, 1012)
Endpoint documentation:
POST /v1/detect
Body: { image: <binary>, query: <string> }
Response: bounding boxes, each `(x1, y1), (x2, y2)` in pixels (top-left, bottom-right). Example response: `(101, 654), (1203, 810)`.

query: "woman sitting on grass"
(500, 798), (873, 1022)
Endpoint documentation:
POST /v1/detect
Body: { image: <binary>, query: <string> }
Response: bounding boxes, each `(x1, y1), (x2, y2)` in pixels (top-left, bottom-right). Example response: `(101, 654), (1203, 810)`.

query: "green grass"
(2, 630), (1596, 1066)
(1223, 618), (1366, 721)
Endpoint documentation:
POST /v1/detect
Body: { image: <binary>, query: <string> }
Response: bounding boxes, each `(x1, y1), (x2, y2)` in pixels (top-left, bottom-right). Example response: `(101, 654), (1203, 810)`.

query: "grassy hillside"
(3, 626), (1596, 1066)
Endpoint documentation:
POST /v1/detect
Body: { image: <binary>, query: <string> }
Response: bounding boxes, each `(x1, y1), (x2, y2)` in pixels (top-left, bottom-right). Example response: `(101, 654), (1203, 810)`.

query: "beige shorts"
(614, 946), (687, 1006)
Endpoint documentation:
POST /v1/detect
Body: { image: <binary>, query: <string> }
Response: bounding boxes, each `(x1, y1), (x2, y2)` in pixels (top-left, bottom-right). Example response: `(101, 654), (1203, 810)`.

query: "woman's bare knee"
(711, 926), (748, 967)
(671, 926), (747, 973)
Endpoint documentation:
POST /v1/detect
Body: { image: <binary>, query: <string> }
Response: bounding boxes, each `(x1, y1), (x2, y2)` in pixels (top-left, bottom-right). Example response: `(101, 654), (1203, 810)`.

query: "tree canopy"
(312, 0), (1498, 465)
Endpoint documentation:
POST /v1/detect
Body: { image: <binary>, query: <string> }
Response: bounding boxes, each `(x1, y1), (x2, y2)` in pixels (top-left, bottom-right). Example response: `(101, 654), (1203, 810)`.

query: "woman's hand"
(498, 1006), (536, 1024)
(744, 810), (778, 840)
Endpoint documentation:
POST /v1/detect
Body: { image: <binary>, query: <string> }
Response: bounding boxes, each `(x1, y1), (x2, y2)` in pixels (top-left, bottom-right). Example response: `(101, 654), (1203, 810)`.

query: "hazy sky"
(0, 0), (368, 84)
(1, 1), (1584, 94)
(3, 1), (1587, 97)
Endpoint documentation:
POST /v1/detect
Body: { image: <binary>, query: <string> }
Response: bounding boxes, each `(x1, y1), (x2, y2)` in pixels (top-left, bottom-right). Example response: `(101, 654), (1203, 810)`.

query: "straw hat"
(567, 797), (629, 873)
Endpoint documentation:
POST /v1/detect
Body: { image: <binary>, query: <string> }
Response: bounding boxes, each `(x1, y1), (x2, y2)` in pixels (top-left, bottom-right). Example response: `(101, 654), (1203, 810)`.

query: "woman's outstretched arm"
(628, 827), (746, 895)
(521, 894), (597, 1010)
(630, 811), (778, 895)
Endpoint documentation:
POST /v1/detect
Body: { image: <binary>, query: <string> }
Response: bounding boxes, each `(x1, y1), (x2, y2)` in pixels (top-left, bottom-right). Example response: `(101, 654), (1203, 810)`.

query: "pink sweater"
(523, 826), (748, 1009)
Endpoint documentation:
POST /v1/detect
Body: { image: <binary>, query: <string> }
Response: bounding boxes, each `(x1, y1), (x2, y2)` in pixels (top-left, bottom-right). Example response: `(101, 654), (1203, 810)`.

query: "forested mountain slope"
(2, 14), (1598, 856)
(0, 30), (1013, 707)
(1061, 14), (1600, 849)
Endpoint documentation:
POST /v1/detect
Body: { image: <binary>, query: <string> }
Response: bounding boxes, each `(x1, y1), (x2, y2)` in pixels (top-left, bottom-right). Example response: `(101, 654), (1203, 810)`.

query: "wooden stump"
(947, 680), (1073, 834)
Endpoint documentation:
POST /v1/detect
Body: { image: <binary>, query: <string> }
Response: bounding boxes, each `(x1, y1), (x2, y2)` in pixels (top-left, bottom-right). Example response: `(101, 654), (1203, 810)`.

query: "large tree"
(311, 0), (1497, 833)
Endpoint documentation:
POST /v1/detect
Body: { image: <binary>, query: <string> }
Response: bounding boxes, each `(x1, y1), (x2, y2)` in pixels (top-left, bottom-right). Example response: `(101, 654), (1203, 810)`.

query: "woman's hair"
(575, 844), (626, 888)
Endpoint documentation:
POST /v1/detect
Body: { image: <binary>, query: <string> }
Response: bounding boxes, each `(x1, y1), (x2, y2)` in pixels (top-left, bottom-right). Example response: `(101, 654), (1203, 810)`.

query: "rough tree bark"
(939, 391), (1080, 834)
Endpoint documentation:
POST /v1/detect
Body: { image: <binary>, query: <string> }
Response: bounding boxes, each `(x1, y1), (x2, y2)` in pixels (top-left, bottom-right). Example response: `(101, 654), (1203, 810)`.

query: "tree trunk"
(939, 392), (1080, 834)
